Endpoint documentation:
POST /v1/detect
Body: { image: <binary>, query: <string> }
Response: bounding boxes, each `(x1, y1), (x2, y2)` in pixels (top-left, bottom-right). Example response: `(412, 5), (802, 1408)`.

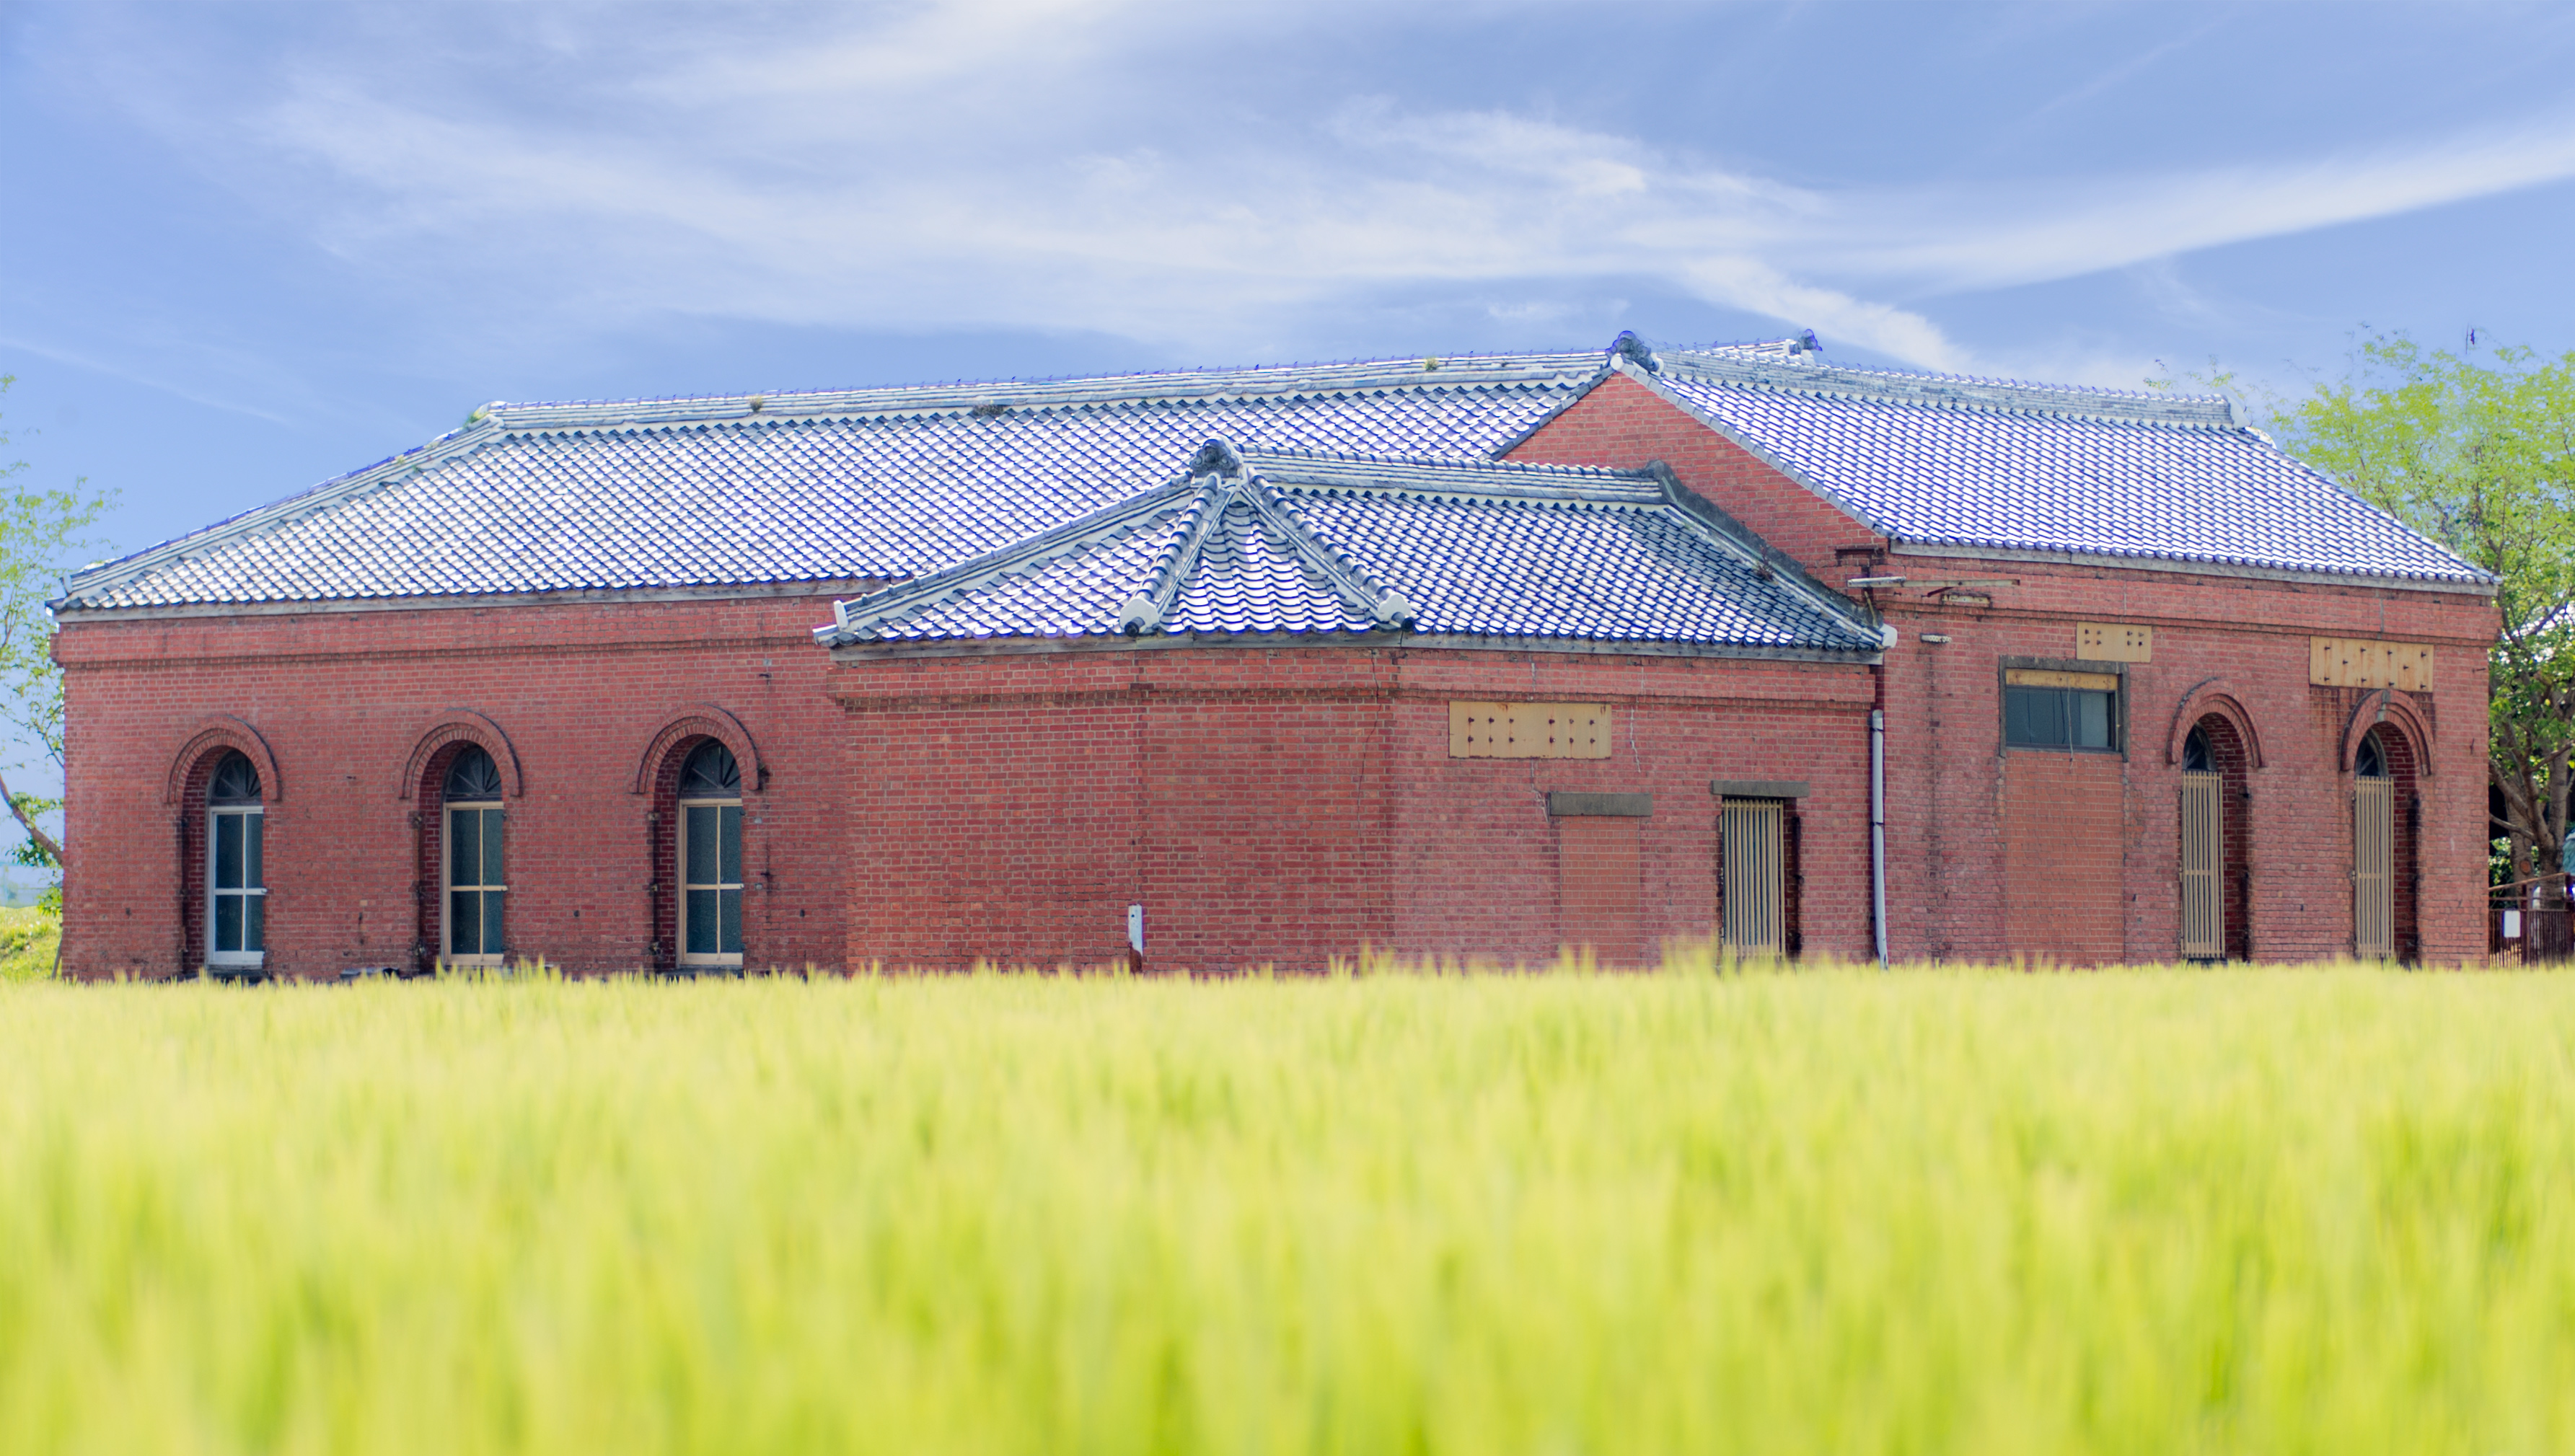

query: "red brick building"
(53, 335), (2497, 976)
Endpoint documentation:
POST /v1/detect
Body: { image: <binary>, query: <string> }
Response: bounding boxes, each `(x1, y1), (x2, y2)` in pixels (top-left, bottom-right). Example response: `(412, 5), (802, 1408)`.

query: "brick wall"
(2001, 752), (2126, 964)
(1511, 372), (1886, 581)
(827, 645), (1877, 970)
(58, 594), (855, 979)
(61, 596), (1875, 978)
(1556, 818), (1642, 964)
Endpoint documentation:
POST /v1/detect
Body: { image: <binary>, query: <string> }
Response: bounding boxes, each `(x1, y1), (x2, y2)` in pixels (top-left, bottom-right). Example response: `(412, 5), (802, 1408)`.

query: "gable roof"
(817, 444), (1884, 658)
(1619, 343), (2491, 588)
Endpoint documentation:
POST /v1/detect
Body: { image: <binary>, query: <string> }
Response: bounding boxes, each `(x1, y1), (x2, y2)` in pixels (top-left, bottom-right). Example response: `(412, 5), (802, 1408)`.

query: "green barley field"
(1, 959), (2571, 1455)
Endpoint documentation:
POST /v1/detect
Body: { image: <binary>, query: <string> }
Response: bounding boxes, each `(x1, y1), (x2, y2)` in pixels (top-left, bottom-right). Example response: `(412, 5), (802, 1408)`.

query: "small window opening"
(2003, 681), (2119, 750)
(2356, 733), (2387, 780)
(2183, 727), (2212, 773)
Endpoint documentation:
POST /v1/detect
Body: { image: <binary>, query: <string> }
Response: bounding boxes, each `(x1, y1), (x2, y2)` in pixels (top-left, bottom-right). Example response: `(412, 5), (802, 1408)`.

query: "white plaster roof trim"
(822, 445), (1885, 653)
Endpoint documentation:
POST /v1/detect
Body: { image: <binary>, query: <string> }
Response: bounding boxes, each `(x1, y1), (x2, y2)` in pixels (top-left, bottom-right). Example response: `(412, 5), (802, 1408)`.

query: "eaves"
(828, 631), (1884, 666)
(1883, 540), (2499, 598)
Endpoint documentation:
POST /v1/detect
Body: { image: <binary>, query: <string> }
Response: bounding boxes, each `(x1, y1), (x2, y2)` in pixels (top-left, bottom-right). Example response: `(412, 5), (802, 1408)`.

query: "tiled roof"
(57, 332), (2490, 614)
(819, 444), (1885, 657)
(59, 353), (1601, 611)
(1633, 345), (2490, 586)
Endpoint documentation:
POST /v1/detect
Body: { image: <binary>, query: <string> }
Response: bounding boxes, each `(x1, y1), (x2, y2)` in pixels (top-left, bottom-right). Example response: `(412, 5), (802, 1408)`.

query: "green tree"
(2275, 333), (2575, 891)
(0, 377), (113, 883)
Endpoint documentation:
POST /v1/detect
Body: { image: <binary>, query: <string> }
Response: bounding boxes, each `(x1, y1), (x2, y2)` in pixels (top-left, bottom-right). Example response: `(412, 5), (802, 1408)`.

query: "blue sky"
(3, 0), (2575, 842)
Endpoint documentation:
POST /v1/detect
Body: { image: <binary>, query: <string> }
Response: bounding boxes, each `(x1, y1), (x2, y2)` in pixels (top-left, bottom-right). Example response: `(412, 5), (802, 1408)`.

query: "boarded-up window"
(2355, 777), (2393, 958)
(2310, 638), (2434, 691)
(1451, 702), (1611, 759)
(2179, 770), (2224, 959)
(2077, 622), (2152, 662)
(1720, 800), (1784, 953)
(1558, 817), (1642, 963)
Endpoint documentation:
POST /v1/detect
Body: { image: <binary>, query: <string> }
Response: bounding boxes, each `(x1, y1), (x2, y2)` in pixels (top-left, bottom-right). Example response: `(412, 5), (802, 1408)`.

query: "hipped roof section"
(55, 330), (2489, 615)
(816, 442), (1887, 658)
(58, 353), (1601, 613)
(1607, 337), (2491, 589)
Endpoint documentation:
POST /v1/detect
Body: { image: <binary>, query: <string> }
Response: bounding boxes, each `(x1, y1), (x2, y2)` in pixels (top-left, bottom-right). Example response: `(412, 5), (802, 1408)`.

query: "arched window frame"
(2178, 714), (2253, 962)
(675, 741), (744, 971)
(441, 746), (509, 966)
(204, 751), (267, 974)
(2350, 720), (2422, 963)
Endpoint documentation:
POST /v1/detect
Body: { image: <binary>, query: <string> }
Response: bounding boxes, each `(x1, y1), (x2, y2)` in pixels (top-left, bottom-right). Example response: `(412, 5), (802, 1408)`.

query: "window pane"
(721, 887), (742, 955)
(2074, 691), (2113, 749)
(244, 894), (264, 953)
(481, 809), (505, 888)
(245, 813), (263, 891)
(687, 889), (718, 954)
(450, 810), (480, 888)
(451, 891), (480, 955)
(720, 805), (743, 886)
(214, 894), (242, 953)
(2004, 687), (2061, 747)
(214, 813), (242, 890)
(685, 806), (718, 886)
(483, 891), (506, 958)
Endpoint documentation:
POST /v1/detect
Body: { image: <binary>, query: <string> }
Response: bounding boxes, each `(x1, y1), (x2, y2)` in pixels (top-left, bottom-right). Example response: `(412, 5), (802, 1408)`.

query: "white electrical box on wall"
(1127, 904), (1145, 954)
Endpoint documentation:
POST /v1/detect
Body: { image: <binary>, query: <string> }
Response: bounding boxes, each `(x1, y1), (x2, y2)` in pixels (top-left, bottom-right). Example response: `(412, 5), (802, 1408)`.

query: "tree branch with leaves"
(2274, 334), (2575, 893)
(0, 377), (113, 890)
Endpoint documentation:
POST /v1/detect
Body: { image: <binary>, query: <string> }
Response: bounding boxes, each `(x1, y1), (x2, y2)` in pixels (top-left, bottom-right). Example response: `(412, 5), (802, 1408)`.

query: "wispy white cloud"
(46, 0), (2575, 377)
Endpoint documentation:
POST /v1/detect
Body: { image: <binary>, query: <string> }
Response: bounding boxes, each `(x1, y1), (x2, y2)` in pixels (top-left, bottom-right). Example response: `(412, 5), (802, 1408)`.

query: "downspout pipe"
(1871, 707), (1888, 968)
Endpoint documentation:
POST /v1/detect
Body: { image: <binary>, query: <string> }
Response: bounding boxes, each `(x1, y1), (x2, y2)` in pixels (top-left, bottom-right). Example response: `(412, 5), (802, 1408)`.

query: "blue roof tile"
(56, 335), (2489, 616)
(826, 445), (1884, 657)
(1641, 348), (2488, 586)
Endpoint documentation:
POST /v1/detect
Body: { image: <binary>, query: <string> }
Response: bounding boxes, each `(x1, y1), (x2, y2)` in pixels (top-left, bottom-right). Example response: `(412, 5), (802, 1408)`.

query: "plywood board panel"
(1449, 702), (1612, 759)
(2309, 637), (2435, 691)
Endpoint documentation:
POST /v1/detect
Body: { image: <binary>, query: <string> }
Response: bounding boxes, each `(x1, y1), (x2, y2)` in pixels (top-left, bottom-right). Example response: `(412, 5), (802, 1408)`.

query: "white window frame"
(442, 798), (507, 967)
(205, 800), (266, 971)
(677, 791), (744, 969)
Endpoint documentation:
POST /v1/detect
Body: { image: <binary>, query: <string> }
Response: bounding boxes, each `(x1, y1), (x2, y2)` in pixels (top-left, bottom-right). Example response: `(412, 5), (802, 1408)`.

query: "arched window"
(678, 741), (743, 969)
(206, 751), (265, 971)
(443, 746), (506, 965)
(2178, 720), (2252, 961)
(2354, 728), (2396, 959)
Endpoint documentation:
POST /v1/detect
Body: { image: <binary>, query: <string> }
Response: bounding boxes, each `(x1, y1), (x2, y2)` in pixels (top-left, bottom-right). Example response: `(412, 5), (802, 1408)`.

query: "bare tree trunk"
(0, 761), (63, 867)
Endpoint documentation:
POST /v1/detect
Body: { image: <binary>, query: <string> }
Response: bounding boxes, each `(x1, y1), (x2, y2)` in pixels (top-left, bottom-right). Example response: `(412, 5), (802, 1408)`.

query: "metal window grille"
(2179, 770), (2223, 959)
(2354, 778), (2393, 958)
(1720, 800), (1784, 952)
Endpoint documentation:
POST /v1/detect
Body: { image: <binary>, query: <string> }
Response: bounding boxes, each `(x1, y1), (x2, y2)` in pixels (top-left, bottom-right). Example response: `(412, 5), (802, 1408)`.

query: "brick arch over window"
(397, 712), (524, 800)
(163, 715), (282, 806)
(630, 707), (766, 796)
(2339, 689), (2434, 777)
(639, 713), (762, 972)
(2163, 681), (2266, 771)
(170, 720), (280, 975)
